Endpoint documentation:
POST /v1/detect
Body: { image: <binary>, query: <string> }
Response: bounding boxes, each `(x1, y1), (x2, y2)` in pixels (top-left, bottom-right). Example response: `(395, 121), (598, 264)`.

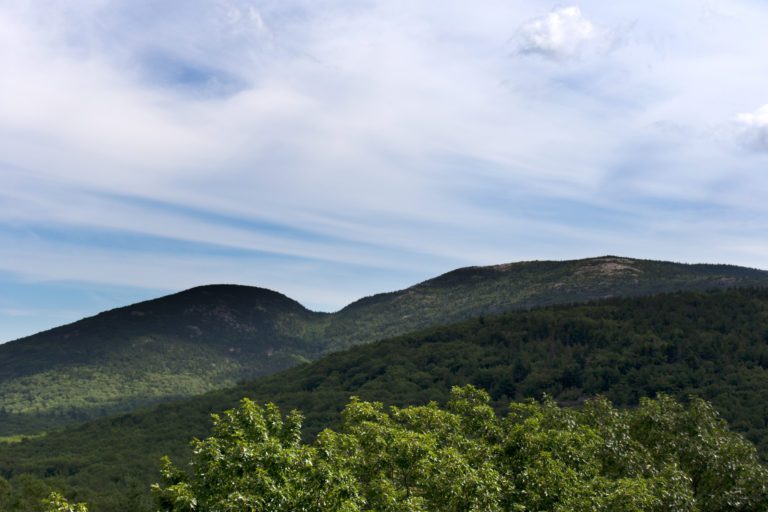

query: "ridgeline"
(1, 256), (767, 437)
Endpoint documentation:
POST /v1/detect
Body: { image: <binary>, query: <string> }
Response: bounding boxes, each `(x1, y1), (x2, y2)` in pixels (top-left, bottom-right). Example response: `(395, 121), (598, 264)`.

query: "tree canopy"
(151, 386), (768, 512)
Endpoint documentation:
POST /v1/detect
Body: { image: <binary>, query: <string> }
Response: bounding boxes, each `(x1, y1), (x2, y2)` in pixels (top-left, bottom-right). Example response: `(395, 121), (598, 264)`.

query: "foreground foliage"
(44, 492), (88, 512)
(152, 387), (767, 512)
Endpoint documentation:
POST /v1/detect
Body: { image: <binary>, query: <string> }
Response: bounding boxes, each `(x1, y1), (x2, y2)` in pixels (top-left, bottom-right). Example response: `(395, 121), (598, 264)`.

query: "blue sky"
(3, 0), (768, 342)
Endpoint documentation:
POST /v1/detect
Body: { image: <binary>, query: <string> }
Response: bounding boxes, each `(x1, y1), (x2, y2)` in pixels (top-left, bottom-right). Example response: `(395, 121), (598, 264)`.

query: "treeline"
(3, 288), (768, 510)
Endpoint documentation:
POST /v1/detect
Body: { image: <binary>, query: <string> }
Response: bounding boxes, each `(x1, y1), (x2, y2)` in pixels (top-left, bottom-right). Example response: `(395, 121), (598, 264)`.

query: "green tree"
(152, 399), (360, 511)
(317, 386), (503, 511)
(627, 394), (768, 510)
(44, 492), (88, 512)
(154, 387), (768, 512)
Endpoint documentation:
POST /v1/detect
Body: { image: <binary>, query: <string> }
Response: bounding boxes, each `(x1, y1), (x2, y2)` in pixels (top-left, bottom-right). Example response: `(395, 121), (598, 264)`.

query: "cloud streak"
(3, 1), (768, 341)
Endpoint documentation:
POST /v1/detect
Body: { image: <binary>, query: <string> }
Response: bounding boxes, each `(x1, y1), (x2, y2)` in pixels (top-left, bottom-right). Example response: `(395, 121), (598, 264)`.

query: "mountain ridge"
(2, 255), (768, 435)
(5, 286), (768, 511)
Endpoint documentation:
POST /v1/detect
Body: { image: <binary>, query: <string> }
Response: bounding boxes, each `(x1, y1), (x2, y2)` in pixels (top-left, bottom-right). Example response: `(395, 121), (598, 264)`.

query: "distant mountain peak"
(2, 256), (768, 436)
(572, 257), (642, 277)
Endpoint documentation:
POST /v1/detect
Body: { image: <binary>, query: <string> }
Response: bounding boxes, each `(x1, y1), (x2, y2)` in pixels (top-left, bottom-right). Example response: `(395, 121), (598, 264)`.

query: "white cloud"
(735, 105), (768, 152)
(5, 0), (768, 340)
(516, 6), (597, 59)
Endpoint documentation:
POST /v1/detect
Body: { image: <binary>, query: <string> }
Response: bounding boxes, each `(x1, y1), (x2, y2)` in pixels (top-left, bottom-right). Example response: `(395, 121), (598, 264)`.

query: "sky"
(2, 0), (768, 343)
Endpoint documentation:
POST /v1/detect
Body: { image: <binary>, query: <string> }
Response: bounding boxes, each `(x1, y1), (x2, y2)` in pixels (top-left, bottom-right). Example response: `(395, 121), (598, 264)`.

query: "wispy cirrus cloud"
(4, 1), (768, 341)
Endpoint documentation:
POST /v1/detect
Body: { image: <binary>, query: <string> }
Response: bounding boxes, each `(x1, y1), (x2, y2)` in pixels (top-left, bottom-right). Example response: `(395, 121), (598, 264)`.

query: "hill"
(324, 256), (768, 350)
(2, 255), (768, 435)
(0, 285), (327, 436)
(2, 287), (768, 511)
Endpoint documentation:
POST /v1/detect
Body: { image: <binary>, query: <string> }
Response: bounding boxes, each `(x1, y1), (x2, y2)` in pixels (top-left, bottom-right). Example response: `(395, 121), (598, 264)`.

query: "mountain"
(2, 255), (768, 436)
(3, 287), (768, 511)
(323, 256), (768, 350)
(0, 285), (326, 436)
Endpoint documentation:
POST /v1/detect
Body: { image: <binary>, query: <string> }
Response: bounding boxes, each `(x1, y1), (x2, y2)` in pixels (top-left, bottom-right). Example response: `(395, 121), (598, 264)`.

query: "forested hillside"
(3, 256), (767, 436)
(324, 255), (768, 351)
(0, 285), (326, 436)
(3, 287), (768, 511)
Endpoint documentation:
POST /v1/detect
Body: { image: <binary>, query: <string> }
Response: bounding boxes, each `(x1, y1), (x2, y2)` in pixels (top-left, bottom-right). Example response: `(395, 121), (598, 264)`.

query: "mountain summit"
(2, 256), (767, 435)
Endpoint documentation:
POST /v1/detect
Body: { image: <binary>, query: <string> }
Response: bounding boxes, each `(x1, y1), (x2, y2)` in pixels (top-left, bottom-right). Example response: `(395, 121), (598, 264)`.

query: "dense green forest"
(54, 388), (768, 512)
(3, 287), (768, 511)
(3, 256), (768, 436)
